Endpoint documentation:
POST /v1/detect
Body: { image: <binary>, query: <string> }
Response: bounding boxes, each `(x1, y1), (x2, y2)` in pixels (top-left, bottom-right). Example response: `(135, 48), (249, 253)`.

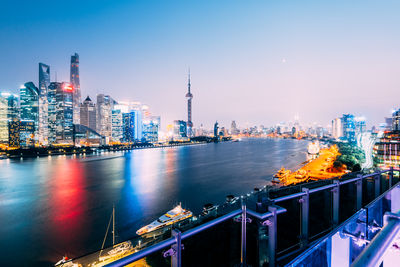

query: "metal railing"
(352, 210), (400, 267)
(94, 167), (396, 267)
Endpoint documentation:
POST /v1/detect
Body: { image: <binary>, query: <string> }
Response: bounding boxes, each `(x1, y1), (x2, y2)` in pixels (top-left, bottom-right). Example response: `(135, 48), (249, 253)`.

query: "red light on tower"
(63, 83), (74, 92)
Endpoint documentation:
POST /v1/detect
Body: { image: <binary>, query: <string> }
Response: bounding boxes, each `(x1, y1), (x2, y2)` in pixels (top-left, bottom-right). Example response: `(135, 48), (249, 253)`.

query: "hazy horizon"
(1, 0), (399, 129)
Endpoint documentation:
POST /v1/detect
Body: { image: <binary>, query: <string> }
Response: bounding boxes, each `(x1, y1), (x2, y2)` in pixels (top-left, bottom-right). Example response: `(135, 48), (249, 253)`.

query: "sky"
(1, 0), (400, 130)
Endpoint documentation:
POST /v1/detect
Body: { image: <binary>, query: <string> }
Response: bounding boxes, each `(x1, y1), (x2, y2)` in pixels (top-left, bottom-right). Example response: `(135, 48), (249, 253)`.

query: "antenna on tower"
(188, 67), (191, 93)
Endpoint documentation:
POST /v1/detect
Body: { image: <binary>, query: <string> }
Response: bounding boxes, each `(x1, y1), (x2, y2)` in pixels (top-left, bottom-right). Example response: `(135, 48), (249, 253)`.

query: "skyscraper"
(38, 63), (50, 145)
(173, 120), (187, 139)
(20, 82), (39, 146)
(186, 70), (193, 137)
(123, 110), (143, 143)
(332, 118), (342, 140)
(47, 82), (59, 144)
(97, 94), (115, 142)
(55, 82), (74, 144)
(70, 53), (81, 125)
(341, 114), (356, 143)
(80, 96), (96, 131)
(143, 116), (160, 143)
(0, 93), (19, 144)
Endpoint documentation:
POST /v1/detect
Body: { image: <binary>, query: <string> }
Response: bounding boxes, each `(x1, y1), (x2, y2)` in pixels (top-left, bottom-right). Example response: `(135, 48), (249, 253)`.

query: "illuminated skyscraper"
(143, 116), (160, 143)
(38, 63), (50, 145)
(186, 70), (193, 137)
(173, 120), (187, 139)
(20, 82), (39, 145)
(70, 53), (81, 125)
(123, 110), (143, 143)
(0, 93), (19, 144)
(97, 94), (115, 142)
(332, 118), (342, 140)
(80, 96), (96, 131)
(47, 82), (60, 144)
(341, 114), (356, 143)
(56, 82), (74, 144)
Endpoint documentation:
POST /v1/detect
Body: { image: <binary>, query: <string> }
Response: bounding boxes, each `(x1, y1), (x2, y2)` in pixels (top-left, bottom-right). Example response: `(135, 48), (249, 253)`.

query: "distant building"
(47, 82), (60, 144)
(231, 120), (239, 135)
(55, 82), (74, 144)
(174, 120), (187, 139)
(213, 121), (219, 137)
(38, 63), (50, 145)
(341, 114), (356, 143)
(20, 120), (35, 147)
(80, 96), (96, 131)
(143, 116), (160, 143)
(70, 53), (81, 125)
(392, 109), (400, 131)
(373, 131), (400, 169)
(8, 118), (20, 148)
(111, 108), (124, 142)
(20, 82), (39, 145)
(355, 116), (366, 135)
(385, 117), (393, 131)
(332, 118), (342, 139)
(123, 110), (143, 143)
(97, 94), (115, 142)
(0, 93), (19, 144)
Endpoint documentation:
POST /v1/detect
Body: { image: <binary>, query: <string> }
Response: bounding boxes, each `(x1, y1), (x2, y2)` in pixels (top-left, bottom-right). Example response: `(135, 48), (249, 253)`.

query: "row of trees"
(333, 142), (366, 172)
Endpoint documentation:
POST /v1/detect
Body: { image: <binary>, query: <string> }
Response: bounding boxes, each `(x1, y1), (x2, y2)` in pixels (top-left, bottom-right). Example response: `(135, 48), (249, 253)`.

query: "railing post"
(332, 180), (340, 226)
(389, 167), (394, 188)
(171, 229), (182, 267)
(375, 174), (380, 198)
(300, 188), (309, 247)
(241, 200), (247, 266)
(268, 205), (277, 267)
(356, 174), (363, 210)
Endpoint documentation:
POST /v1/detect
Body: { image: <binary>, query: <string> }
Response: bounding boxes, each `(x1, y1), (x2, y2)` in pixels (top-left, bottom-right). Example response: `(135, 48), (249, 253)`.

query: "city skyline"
(1, 0), (400, 128)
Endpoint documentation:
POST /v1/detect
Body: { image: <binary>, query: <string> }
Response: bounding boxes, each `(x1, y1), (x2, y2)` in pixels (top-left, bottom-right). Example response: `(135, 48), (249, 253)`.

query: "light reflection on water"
(0, 138), (308, 266)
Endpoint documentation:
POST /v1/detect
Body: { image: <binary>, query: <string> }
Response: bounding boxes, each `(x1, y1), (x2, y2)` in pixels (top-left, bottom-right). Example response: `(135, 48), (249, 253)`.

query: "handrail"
(352, 211), (400, 267)
(97, 169), (395, 267)
(105, 209), (242, 267)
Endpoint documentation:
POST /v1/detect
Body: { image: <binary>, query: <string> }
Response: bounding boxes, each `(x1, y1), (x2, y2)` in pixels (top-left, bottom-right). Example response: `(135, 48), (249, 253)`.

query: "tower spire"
(185, 68), (193, 137)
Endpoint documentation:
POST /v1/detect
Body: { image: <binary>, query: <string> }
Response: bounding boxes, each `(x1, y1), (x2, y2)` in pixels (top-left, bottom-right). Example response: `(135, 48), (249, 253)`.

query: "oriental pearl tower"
(186, 69), (193, 137)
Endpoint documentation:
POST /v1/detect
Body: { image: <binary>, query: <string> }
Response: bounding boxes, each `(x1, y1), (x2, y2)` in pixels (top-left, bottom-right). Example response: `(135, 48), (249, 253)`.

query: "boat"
(92, 206), (135, 266)
(226, 195), (239, 204)
(272, 167), (291, 183)
(54, 256), (79, 267)
(202, 203), (218, 215)
(136, 204), (192, 236)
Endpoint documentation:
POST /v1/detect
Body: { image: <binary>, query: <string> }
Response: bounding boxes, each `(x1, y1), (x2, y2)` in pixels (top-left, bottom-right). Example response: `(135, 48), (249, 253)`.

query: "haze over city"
(1, 0), (400, 128)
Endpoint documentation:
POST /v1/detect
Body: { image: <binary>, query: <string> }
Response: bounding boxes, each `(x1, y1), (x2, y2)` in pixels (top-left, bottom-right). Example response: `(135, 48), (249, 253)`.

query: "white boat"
(54, 256), (79, 267)
(136, 204), (192, 235)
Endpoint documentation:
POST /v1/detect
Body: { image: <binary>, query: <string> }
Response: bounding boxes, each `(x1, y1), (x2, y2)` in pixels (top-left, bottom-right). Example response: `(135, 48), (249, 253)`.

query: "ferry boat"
(136, 204), (192, 235)
(272, 167), (291, 183)
(202, 203), (218, 215)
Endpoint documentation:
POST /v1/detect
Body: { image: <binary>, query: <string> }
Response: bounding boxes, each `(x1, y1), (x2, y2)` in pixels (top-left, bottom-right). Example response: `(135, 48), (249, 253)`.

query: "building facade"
(122, 110), (143, 143)
(20, 82), (39, 145)
(341, 114), (356, 143)
(0, 93), (19, 144)
(80, 96), (96, 131)
(174, 120), (187, 139)
(55, 82), (74, 144)
(97, 94), (114, 142)
(38, 63), (50, 145)
(70, 53), (81, 125)
(143, 116), (160, 143)
(332, 118), (342, 139)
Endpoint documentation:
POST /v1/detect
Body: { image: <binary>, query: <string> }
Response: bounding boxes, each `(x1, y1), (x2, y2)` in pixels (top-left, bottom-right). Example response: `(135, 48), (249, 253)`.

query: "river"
(0, 138), (308, 266)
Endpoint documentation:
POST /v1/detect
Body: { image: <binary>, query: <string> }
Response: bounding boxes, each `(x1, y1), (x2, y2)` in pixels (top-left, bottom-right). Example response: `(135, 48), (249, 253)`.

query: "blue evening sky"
(1, 0), (400, 129)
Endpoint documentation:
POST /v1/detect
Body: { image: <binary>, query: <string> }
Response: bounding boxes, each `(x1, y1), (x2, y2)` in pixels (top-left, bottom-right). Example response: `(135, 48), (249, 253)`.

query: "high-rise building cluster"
(331, 114), (366, 143)
(0, 53), (160, 148)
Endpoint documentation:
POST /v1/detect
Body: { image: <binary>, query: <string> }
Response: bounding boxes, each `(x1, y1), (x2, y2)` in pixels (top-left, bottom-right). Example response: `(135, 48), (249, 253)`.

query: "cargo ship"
(136, 204), (192, 235)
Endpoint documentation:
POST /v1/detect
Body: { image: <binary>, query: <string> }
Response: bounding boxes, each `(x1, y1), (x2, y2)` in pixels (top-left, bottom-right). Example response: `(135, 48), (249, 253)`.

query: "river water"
(0, 138), (308, 266)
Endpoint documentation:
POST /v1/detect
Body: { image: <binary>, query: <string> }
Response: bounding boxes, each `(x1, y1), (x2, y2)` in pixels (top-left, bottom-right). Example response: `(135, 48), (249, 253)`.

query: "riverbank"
(0, 139), (233, 159)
